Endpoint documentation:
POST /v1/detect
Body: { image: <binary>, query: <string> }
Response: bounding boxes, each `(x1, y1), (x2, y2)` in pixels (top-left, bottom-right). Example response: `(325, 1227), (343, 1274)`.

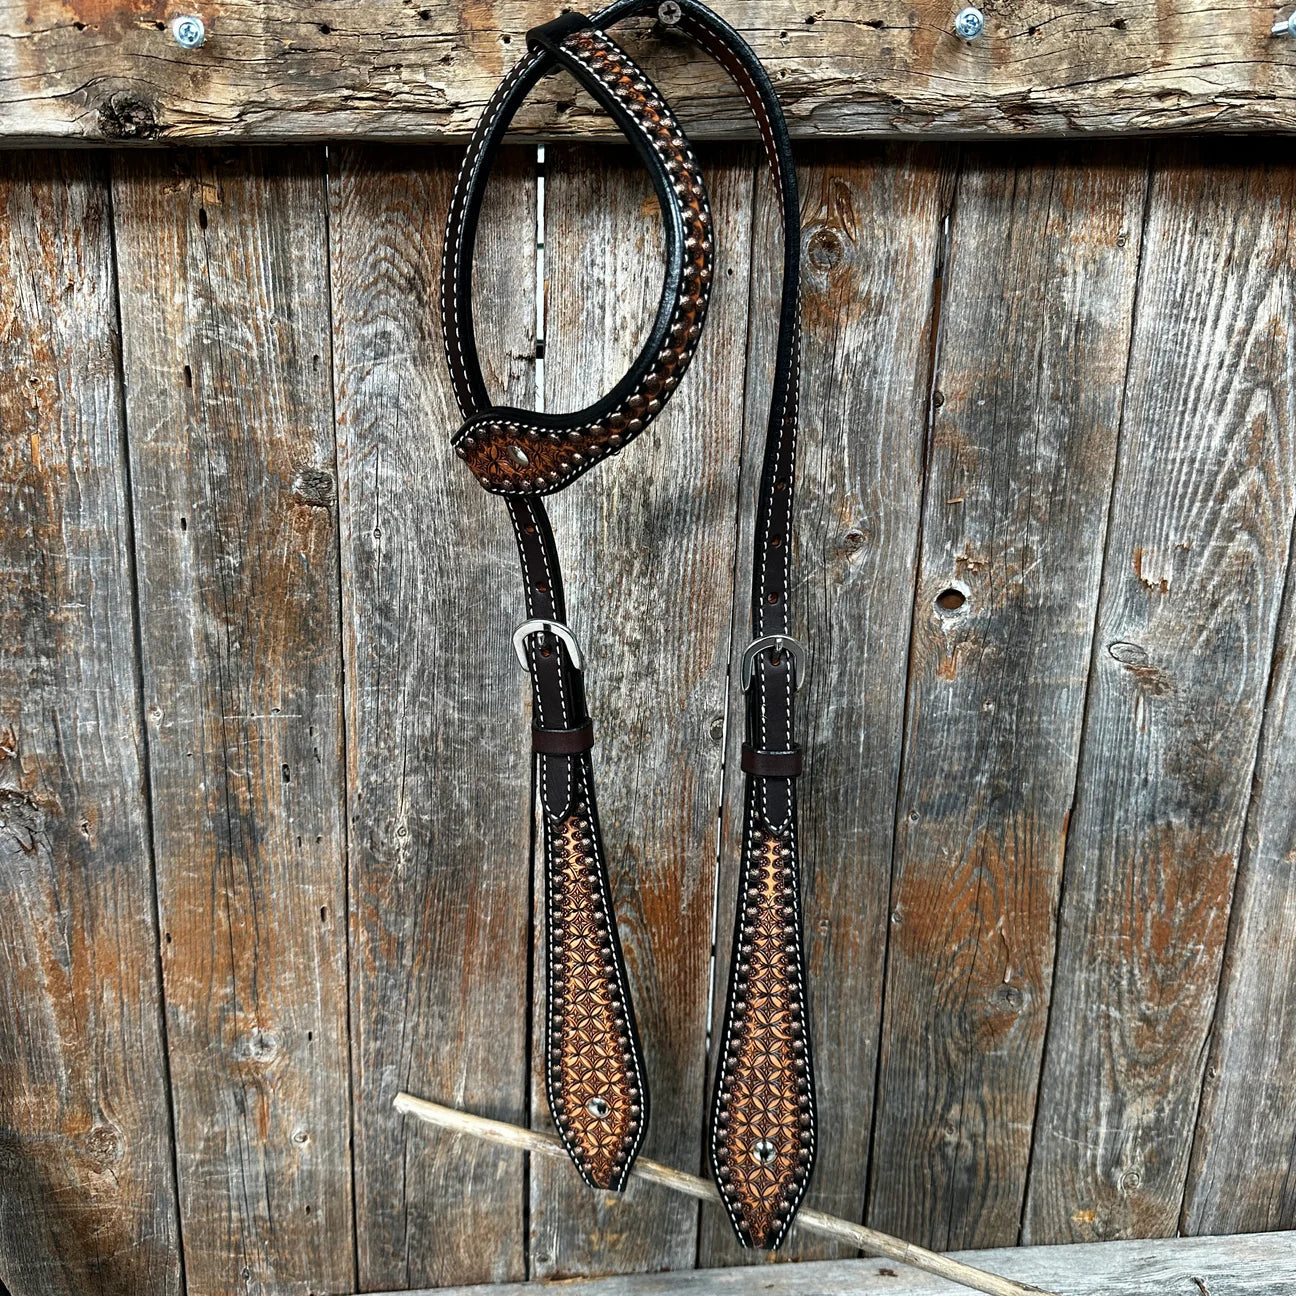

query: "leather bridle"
(441, 0), (813, 1249)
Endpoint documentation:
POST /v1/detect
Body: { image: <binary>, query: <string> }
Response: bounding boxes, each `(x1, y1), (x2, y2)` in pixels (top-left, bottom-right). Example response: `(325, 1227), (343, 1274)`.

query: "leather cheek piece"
(534, 719), (596, 754)
(741, 743), (802, 778)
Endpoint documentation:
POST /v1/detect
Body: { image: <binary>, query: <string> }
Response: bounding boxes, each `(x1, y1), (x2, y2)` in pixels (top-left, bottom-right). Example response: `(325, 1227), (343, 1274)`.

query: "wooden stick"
(393, 1092), (1059, 1296)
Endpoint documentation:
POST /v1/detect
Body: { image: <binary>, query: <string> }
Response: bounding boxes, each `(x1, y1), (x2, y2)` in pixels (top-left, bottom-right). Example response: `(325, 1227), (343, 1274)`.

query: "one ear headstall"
(441, 0), (814, 1247)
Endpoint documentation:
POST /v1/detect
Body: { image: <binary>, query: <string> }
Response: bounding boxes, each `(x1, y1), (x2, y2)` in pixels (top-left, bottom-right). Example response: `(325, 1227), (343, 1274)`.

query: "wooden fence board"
(2, 0), (1296, 145)
(1182, 495), (1296, 1233)
(698, 142), (952, 1268)
(330, 144), (536, 1290)
(527, 143), (754, 1279)
(1024, 144), (1296, 1246)
(112, 149), (354, 1295)
(0, 154), (181, 1296)
(375, 1230), (1296, 1296)
(868, 145), (1150, 1252)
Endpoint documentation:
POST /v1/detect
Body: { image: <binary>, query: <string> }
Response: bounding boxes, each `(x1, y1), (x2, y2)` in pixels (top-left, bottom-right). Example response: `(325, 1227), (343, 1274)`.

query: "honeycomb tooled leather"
(455, 28), (714, 495)
(711, 828), (815, 1248)
(546, 804), (645, 1190)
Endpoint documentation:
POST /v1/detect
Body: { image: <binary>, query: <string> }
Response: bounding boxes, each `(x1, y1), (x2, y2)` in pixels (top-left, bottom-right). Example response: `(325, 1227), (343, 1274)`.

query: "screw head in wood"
(171, 14), (206, 48)
(953, 6), (985, 38)
(1271, 12), (1296, 34)
(657, 1), (683, 24)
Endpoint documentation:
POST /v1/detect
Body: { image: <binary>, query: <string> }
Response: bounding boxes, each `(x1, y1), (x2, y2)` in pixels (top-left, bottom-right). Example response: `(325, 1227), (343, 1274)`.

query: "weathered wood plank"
(698, 142), (951, 1268)
(377, 1230), (1296, 1296)
(528, 142), (754, 1278)
(1024, 144), (1296, 1245)
(112, 150), (354, 1294)
(1, 0), (1295, 144)
(0, 154), (181, 1296)
(330, 144), (536, 1289)
(1183, 492), (1296, 1233)
(868, 145), (1150, 1251)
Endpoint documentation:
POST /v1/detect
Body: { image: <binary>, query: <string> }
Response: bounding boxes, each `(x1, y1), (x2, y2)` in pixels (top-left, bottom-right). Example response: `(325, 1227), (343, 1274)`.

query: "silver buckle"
(512, 618), (584, 671)
(741, 635), (805, 692)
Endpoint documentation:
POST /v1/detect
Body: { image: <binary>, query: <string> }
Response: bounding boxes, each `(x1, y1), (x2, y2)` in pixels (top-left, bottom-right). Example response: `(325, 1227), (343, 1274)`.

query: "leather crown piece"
(441, 0), (814, 1250)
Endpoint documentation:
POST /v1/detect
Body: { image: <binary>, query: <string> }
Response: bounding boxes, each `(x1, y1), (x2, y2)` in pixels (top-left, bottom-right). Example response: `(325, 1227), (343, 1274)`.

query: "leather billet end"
(544, 799), (648, 1191)
(709, 819), (816, 1247)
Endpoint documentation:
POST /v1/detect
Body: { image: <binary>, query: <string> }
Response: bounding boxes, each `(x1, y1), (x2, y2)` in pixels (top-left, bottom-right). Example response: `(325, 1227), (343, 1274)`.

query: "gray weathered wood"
(1183, 471), (1296, 1233)
(373, 1231), (1296, 1296)
(528, 142), (754, 1278)
(329, 144), (536, 1289)
(0, 153), (182, 1296)
(1024, 144), (1296, 1245)
(699, 142), (952, 1268)
(112, 149), (354, 1294)
(2, 0), (1296, 144)
(868, 145), (1150, 1251)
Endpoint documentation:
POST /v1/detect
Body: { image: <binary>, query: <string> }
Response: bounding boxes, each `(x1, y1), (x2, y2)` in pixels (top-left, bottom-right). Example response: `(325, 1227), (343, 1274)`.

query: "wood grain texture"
(868, 145), (1150, 1252)
(528, 143), (754, 1278)
(698, 142), (951, 1268)
(1, 0), (1295, 144)
(1182, 475), (1296, 1234)
(330, 144), (535, 1290)
(1024, 144), (1296, 1246)
(382, 1231), (1296, 1296)
(0, 154), (181, 1296)
(112, 149), (354, 1295)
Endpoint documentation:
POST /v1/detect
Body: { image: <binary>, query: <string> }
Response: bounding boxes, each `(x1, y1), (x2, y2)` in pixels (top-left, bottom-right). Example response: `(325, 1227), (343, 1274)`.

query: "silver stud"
(753, 1139), (778, 1165)
(586, 1095), (610, 1119)
(509, 445), (529, 466)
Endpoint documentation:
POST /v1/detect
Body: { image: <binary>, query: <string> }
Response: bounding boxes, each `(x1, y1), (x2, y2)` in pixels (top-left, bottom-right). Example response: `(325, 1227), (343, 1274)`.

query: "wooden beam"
(368, 1229), (1296, 1295)
(0, 0), (1294, 145)
(867, 143), (1149, 1251)
(329, 144), (536, 1292)
(0, 153), (182, 1296)
(1024, 143), (1296, 1245)
(113, 149), (355, 1295)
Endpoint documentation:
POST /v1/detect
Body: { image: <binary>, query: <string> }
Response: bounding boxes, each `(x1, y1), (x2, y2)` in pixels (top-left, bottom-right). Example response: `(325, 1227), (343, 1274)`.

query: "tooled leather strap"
(441, 0), (814, 1234)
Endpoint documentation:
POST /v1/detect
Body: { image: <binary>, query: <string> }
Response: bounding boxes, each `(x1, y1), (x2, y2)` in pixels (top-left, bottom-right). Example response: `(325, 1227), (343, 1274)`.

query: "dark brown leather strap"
(441, 0), (815, 1242)
(534, 719), (595, 754)
(740, 743), (802, 778)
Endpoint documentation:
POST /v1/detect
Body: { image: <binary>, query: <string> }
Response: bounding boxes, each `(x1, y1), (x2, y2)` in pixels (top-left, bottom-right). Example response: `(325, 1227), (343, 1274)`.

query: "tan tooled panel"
(456, 27), (713, 494)
(546, 808), (644, 1190)
(712, 829), (814, 1248)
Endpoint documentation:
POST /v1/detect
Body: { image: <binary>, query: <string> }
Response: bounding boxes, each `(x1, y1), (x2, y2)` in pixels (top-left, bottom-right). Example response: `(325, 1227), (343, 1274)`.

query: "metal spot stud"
(171, 14), (206, 47)
(586, 1096), (610, 1119)
(953, 6), (985, 38)
(753, 1138), (778, 1165)
(509, 445), (529, 467)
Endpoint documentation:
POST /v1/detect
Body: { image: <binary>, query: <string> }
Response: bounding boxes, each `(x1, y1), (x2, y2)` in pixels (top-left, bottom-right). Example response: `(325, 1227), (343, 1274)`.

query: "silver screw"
(658, 1), (683, 24)
(171, 14), (206, 48)
(954, 6), (985, 38)
(1271, 11), (1296, 34)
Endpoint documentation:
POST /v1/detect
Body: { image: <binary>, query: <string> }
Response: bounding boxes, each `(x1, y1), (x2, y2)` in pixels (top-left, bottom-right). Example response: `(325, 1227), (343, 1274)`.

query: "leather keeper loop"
(527, 10), (593, 50)
(741, 742), (802, 778)
(533, 718), (595, 755)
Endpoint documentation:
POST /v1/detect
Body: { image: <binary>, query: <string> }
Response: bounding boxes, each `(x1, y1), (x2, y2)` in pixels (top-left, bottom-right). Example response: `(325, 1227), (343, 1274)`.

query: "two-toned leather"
(442, 0), (816, 1239)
